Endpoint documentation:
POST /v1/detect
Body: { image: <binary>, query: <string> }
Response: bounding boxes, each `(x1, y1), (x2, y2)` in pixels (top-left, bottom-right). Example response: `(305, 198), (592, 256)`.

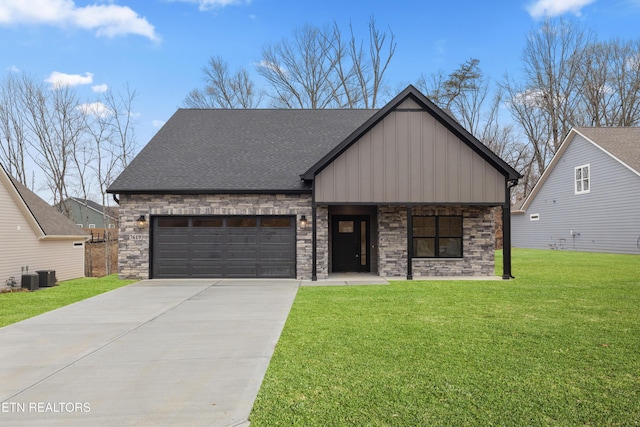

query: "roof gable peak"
(302, 85), (520, 181)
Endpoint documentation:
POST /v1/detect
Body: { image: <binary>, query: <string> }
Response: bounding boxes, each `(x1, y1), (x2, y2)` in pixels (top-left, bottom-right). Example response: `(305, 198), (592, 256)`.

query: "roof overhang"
(40, 235), (89, 241)
(107, 188), (313, 195)
(0, 164), (46, 238)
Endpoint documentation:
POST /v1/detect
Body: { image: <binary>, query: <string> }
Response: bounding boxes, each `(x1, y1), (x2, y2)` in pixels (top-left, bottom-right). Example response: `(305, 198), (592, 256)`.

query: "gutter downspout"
(112, 194), (120, 205)
(502, 179), (518, 280)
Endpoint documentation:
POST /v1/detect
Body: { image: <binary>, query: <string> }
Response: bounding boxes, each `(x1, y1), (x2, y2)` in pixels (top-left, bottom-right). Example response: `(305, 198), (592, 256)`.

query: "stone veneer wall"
(118, 193), (327, 280)
(315, 206), (329, 279)
(378, 206), (408, 277)
(377, 205), (497, 277)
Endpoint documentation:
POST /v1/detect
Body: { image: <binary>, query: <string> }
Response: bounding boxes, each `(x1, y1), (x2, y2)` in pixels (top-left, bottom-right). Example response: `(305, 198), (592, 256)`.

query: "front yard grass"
(0, 275), (136, 328)
(251, 249), (640, 426)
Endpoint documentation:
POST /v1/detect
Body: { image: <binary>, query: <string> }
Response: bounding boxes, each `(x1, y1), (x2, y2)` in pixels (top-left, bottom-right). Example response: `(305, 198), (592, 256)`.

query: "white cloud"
(527, 0), (596, 18)
(7, 65), (19, 72)
(92, 83), (108, 93)
(45, 71), (93, 88)
(256, 59), (287, 75)
(78, 101), (112, 118)
(0, 0), (159, 41)
(167, 0), (250, 12)
(152, 119), (165, 128)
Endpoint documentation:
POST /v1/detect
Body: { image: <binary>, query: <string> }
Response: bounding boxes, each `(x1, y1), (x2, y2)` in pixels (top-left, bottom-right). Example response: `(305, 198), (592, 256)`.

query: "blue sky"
(2, 0), (640, 151)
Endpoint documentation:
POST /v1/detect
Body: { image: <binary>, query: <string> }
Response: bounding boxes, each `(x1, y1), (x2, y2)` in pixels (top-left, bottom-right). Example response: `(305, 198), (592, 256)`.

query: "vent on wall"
(530, 213), (540, 221)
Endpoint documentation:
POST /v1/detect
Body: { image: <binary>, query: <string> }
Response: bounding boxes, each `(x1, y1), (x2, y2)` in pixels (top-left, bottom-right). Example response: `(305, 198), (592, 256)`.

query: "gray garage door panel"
(152, 216), (295, 278)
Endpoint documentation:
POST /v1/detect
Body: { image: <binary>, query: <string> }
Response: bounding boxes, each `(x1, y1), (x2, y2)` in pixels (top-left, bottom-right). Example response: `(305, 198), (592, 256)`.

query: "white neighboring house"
(1, 164), (88, 289)
(512, 127), (640, 254)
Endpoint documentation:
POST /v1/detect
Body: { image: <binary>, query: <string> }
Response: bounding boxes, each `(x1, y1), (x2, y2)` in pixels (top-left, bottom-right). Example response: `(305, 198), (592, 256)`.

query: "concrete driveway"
(0, 279), (300, 426)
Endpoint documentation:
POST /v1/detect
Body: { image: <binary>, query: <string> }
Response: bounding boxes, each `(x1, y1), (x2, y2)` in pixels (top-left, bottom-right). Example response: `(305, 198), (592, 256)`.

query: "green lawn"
(251, 249), (640, 426)
(0, 275), (136, 328)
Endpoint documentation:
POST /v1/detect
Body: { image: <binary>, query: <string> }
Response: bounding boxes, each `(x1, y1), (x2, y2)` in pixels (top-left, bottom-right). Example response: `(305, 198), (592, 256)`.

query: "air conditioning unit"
(21, 274), (39, 291)
(36, 270), (57, 287)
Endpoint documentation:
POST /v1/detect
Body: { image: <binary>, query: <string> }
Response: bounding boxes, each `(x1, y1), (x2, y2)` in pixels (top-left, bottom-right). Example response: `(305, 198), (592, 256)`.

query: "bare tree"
(90, 86), (138, 275)
(258, 19), (396, 109)
(186, 18), (396, 109)
(579, 42), (614, 126)
(417, 58), (487, 133)
(184, 56), (262, 108)
(0, 73), (28, 184)
(102, 84), (138, 169)
(14, 75), (86, 207)
(259, 24), (339, 108)
(329, 17), (396, 108)
(417, 59), (530, 202)
(503, 19), (592, 175)
(579, 39), (640, 126)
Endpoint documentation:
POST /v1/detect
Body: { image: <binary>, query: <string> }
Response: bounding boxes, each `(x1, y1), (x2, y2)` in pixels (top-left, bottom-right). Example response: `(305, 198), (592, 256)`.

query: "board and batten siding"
(512, 133), (640, 254)
(1, 178), (85, 287)
(314, 100), (505, 204)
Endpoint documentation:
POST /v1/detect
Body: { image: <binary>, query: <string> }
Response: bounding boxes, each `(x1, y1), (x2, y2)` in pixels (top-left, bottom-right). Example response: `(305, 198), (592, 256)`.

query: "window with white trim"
(575, 164), (590, 194)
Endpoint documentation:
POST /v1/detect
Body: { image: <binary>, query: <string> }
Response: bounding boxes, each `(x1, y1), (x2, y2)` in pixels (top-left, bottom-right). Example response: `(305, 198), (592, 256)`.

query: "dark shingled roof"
(7, 175), (88, 237)
(575, 127), (640, 174)
(108, 109), (377, 193)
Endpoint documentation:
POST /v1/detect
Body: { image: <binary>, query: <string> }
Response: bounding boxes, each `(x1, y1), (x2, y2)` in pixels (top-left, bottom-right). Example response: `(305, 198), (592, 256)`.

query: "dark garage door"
(152, 216), (296, 278)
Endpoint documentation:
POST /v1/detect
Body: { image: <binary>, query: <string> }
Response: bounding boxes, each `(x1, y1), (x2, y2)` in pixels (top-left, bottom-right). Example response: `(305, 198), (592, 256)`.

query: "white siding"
(1, 179), (85, 288)
(512, 134), (640, 254)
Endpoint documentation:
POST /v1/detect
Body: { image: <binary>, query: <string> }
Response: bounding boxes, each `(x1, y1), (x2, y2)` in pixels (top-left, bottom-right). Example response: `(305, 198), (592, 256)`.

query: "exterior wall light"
(136, 215), (148, 229)
(299, 215), (307, 229)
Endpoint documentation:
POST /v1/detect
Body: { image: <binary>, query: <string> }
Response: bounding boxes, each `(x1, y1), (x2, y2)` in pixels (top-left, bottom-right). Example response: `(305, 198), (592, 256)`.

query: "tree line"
(185, 18), (640, 203)
(0, 73), (136, 210)
(2, 17), (639, 210)
(0, 74), (136, 276)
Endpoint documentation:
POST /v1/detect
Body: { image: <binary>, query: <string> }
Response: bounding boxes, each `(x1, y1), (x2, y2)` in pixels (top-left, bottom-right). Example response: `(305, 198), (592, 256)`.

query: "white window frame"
(574, 164), (590, 195)
(88, 224), (96, 229)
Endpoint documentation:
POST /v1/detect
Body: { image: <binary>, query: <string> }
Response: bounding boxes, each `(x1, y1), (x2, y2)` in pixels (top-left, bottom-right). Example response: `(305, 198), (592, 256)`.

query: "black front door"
(332, 215), (370, 272)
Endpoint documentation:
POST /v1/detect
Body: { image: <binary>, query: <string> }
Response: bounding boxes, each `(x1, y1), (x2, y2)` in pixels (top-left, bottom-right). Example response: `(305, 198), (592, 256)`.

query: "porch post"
(311, 181), (317, 281)
(502, 180), (516, 280)
(407, 204), (413, 280)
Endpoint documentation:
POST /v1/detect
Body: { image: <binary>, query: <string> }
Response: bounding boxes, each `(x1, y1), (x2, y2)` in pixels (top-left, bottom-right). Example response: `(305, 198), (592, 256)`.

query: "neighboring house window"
(88, 224), (96, 228)
(412, 216), (463, 258)
(108, 224), (115, 229)
(76, 224), (83, 228)
(575, 164), (590, 194)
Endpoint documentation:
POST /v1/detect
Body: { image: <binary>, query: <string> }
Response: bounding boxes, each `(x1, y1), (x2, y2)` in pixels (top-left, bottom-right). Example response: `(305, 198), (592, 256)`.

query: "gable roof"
(0, 164), (87, 239)
(58, 197), (117, 220)
(517, 126), (640, 212)
(108, 85), (520, 195)
(108, 109), (376, 194)
(302, 85), (521, 182)
(575, 127), (640, 174)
